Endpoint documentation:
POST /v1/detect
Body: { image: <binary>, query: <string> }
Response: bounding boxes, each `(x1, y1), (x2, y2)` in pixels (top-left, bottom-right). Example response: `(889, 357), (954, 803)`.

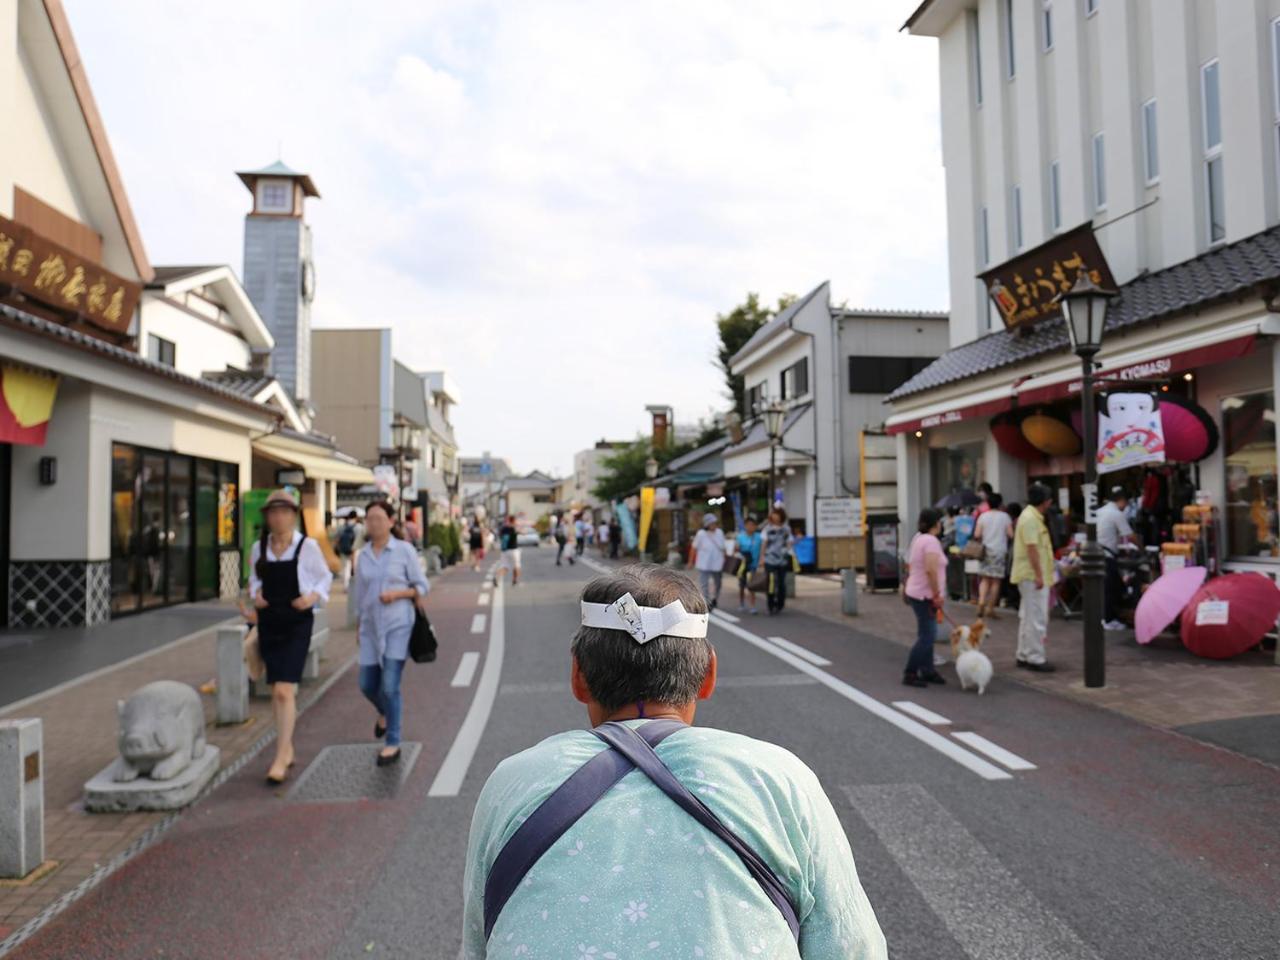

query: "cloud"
(64, 0), (945, 476)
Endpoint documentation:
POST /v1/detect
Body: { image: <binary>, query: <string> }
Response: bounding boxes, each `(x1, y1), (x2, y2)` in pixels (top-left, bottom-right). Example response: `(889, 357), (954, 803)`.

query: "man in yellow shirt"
(1010, 483), (1057, 672)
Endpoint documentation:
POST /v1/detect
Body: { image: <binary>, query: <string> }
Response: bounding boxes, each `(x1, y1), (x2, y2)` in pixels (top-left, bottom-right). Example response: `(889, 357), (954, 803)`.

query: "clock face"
(301, 259), (316, 303)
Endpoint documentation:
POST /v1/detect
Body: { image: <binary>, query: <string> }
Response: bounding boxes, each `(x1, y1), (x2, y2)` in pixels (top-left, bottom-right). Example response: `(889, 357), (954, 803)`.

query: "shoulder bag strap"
(592, 722), (801, 941)
(482, 719), (685, 940)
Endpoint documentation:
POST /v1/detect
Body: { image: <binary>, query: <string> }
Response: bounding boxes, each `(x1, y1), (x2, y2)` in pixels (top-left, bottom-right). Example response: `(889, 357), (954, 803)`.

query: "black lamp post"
(389, 416), (419, 525)
(1057, 271), (1118, 689)
(763, 400), (787, 514)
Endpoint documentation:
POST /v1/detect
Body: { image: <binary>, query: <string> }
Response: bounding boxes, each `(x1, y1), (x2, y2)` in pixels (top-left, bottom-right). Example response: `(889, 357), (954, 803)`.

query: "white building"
(561, 440), (629, 512)
(725, 282), (948, 564)
(891, 0), (1280, 571)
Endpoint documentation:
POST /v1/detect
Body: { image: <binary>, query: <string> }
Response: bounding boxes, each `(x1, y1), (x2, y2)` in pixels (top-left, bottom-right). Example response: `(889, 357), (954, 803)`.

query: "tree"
(715, 293), (797, 415)
(591, 434), (706, 502)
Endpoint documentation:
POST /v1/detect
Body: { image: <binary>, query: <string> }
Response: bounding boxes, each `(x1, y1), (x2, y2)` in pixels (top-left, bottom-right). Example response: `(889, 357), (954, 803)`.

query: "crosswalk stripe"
(710, 609), (741, 623)
(952, 731), (1037, 770)
(450, 652), (480, 688)
(845, 784), (1100, 959)
(470, 614), (487, 634)
(477, 593), (490, 606)
(766, 635), (832, 666)
(891, 701), (951, 725)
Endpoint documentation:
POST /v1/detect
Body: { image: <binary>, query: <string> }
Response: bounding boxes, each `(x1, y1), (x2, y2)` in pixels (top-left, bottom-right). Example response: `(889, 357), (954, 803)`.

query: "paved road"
(12, 548), (1280, 959)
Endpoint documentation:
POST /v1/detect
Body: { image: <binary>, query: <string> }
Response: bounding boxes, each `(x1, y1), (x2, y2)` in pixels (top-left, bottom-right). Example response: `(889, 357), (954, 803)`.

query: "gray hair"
(571, 564), (713, 712)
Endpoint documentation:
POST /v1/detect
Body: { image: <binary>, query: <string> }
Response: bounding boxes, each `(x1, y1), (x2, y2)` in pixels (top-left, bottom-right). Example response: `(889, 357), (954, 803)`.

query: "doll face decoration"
(1098, 391), (1165, 474)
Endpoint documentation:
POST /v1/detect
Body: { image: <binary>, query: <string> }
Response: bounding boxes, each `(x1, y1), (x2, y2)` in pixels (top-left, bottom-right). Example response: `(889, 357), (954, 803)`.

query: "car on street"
(517, 529), (541, 547)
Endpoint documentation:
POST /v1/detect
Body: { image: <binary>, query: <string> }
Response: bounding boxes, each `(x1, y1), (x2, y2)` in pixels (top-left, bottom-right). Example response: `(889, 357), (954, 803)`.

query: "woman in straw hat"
(249, 489), (333, 784)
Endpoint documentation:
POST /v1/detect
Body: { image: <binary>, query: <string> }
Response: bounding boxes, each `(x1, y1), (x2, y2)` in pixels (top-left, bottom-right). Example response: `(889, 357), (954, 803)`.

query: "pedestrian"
(460, 565), (887, 959)
(1097, 486), (1137, 631)
(469, 521), (486, 572)
(574, 513), (588, 558)
(974, 481), (994, 518)
(248, 489), (333, 784)
(554, 514), (570, 566)
(354, 499), (430, 767)
(902, 507), (947, 688)
(597, 517), (610, 556)
(973, 492), (1012, 619)
(761, 507), (795, 614)
(692, 512), (727, 610)
(735, 515), (762, 614)
(494, 515), (522, 586)
(608, 516), (621, 558)
(1011, 483), (1057, 672)
(335, 515), (360, 590)
(562, 514), (577, 565)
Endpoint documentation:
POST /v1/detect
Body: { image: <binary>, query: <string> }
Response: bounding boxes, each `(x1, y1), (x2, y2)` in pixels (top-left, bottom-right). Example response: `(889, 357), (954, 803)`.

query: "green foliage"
(715, 293), (797, 414)
(591, 432), (716, 502)
(428, 522), (462, 562)
(534, 514), (552, 536)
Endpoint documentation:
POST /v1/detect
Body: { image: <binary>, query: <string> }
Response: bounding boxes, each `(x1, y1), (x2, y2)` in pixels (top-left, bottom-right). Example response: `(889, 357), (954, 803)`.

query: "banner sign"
(729, 491), (744, 531)
(979, 223), (1117, 330)
(638, 486), (656, 553)
(0, 364), (58, 446)
(0, 215), (140, 339)
(1097, 392), (1166, 475)
(615, 499), (638, 551)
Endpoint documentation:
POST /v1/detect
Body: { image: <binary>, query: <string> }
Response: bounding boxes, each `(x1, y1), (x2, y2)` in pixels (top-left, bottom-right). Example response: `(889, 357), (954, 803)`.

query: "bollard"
(216, 625), (249, 724)
(842, 568), (859, 616)
(0, 718), (44, 879)
(302, 609), (330, 680)
(786, 570), (797, 599)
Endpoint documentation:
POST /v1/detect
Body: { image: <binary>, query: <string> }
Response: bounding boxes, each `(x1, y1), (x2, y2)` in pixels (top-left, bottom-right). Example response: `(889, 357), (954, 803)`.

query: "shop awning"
(253, 435), (375, 485)
(885, 389), (1014, 435)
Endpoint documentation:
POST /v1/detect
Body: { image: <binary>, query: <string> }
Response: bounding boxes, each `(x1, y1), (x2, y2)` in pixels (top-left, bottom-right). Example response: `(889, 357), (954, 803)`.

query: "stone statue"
(112, 681), (207, 782)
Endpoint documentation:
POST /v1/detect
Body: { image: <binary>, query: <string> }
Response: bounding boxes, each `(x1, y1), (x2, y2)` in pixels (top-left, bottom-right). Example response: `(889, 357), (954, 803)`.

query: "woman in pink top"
(903, 508), (947, 688)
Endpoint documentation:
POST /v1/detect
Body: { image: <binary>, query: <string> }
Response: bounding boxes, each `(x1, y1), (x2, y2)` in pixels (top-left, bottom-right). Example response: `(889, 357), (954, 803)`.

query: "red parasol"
(1180, 572), (1280, 659)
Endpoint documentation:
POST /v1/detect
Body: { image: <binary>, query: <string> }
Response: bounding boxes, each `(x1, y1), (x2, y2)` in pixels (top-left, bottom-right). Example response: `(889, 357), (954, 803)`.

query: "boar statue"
(112, 680), (207, 782)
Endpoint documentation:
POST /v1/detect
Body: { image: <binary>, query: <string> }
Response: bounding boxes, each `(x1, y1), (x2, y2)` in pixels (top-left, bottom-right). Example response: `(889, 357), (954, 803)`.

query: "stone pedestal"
(842, 568), (859, 616)
(84, 746), (221, 813)
(0, 718), (44, 878)
(216, 625), (249, 725)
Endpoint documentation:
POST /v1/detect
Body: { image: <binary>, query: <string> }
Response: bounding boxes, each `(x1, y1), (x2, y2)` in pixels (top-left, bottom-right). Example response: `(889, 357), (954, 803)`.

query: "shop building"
(892, 0), (1280, 572)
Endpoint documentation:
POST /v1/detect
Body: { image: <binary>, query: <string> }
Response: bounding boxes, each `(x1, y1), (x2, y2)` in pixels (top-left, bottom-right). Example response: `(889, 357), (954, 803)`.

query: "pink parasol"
(1180, 573), (1280, 659)
(1134, 565), (1207, 644)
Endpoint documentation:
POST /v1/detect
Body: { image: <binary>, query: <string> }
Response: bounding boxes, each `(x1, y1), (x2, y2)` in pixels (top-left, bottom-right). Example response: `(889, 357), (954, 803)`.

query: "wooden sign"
(979, 222), (1117, 330)
(0, 214), (140, 338)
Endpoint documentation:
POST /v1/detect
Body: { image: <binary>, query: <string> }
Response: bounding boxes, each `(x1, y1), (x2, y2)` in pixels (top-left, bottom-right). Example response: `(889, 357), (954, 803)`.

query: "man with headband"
(460, 565), (885, 958)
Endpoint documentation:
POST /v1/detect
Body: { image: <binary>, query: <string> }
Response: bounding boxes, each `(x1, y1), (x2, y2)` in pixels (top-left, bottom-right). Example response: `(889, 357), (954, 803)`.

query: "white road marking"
(429, 581), (506, 797)
(952, 731), (1037, 771)
(709, 617), (1010, 780)
(711, 609), (741, 623)
(766, 635), (832, 666)
(450, 652), (481, 688)
(891, 701), (952, 726)
(845, 784), (1100, 959)
(470, 613), (487, 634)
(477, 593), (490, 606)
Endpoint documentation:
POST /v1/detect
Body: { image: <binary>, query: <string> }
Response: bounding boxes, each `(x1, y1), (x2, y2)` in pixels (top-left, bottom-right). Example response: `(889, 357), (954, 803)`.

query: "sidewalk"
(0, 595), (357, 942)
(788, 574), (1280, 760)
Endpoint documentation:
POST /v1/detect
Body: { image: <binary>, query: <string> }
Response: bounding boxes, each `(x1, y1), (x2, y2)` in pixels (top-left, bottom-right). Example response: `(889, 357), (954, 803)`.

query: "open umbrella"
(335, 505), (365, 519)
(1180, 572), (1280, 659)
(934, 489), (980, 510)
(1134, 565), (1207, 644)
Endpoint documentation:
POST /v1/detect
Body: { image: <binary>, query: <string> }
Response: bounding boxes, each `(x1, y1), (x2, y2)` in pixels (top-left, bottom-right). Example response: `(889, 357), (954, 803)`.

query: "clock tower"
(237, 160), (320, 405)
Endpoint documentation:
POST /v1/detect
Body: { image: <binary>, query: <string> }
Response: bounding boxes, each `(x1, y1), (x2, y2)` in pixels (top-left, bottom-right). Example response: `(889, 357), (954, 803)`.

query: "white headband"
(580, 592), (709, 644)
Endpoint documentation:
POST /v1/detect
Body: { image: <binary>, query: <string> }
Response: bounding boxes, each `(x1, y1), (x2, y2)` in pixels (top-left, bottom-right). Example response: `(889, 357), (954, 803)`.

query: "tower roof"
(235, 160), (320, 198)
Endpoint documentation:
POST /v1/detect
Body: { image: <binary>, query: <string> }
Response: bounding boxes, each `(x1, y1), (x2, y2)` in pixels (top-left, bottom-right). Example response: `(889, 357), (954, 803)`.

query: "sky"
(65, 0), (947, 477)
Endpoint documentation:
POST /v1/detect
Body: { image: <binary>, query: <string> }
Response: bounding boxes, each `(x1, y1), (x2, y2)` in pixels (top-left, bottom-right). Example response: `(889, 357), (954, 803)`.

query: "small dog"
(950, 619), (994, 695)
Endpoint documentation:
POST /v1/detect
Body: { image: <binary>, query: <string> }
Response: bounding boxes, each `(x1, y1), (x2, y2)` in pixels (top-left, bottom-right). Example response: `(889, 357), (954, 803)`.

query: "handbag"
(721, 552), (741, 575)
(242, 626), (266, 681)
(748, 567), (768, 593)
(960, 539), (984, 560)
(409, 609), (439, 664)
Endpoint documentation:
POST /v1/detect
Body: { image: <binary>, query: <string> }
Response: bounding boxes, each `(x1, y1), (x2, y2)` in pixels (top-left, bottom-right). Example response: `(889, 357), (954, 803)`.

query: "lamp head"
(1055, 271), (1117, 358)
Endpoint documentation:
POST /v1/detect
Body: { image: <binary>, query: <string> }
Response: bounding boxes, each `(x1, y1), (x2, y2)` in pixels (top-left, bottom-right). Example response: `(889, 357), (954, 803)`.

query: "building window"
(780, 358), (809, 400)
(969, 10), (983, 107)
(147, 334), (176, 368)
(1202, 59), (1225, 244)
(1049, 161), (1062, 231)
(1085, 0), (1098, 15)
(744, 381), (767, 417)
(929, 442), (986, 506)
(980, 205), (991, 266)
(1092, 133), (1107, 210)
(1013, 185), (1024, 252)
(1042, 1), (1054, 51)
(1004, 0), (1016, 79)
(257, 179), (291, 213)
(1223, 391), (1278, 558)
(848, 356), (935, 395)
(1142, 98), (1159, 185)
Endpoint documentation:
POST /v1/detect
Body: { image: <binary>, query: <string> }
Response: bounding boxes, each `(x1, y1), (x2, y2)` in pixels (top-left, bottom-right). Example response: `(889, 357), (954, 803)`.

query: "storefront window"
(1223, 391), (1279, 558)
(930, 442), (985, 506)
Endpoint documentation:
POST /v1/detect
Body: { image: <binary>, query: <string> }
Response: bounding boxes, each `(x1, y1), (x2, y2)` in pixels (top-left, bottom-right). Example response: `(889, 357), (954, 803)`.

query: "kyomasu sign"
(0, 214), (140, 339)
(888, 334), (1256, 436)
(979, 223), (1117, 330)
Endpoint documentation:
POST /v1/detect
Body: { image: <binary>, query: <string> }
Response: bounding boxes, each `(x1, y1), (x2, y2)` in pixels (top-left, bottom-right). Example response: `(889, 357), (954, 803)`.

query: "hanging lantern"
(1159, 394), (1219, 463)
(990, 412), (1044, 461)
(1021, 409), (1082, 456)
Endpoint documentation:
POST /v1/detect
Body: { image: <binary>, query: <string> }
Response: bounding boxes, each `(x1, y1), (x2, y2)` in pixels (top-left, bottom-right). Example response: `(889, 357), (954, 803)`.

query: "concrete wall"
(138, 296), (253, 381)
(311, 328), (391, 464)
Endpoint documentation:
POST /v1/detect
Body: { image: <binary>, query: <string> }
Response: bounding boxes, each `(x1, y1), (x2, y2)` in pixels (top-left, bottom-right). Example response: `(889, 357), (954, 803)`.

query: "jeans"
(555, 540), (566, 564)
(906, 596), (937, 677)
(765, 562), (789, 612)
(359, 657), (407, 747)
(1103, 554), (1121, 623)
(698, 569), (723, 605)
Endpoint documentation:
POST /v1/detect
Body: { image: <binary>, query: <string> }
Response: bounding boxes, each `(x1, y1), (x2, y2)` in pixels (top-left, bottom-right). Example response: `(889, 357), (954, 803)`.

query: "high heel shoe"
(376, 748), (402, 767)
(374, 720), (387, 739)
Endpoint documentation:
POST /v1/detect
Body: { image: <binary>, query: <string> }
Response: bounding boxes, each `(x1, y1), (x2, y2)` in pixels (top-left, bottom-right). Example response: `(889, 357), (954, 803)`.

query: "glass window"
(745, 381), (767, 417)
(930, 442), (986, 506)
(1093, 133), (1107, 210)
(1049, 161), (1062, 231)
(1142, 99), (1159, 184)
(110, 443), (140, 614)
(258, 179), (291, 213)
(1207, 155), (1226, 244)
(970, 10), (983, 106)
(147, 334), (175, 368)
(195, 459), (218, 601)
(781, 358), (809, 400)
(1012, 185), (1024, 250)
(1223, 391), (1279, 558)
(848, 356), (935, 394)
(1086, 0), (1098, 14)
(1005, 0), (1016, 79)
(1201, 60), (1221, 151)
(1042, 0), (1053, 51)
(980, 205), (990, 265)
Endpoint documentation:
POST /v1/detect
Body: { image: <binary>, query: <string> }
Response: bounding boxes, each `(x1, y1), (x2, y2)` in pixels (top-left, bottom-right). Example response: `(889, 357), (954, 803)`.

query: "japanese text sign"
(979, 223), (1117, 330)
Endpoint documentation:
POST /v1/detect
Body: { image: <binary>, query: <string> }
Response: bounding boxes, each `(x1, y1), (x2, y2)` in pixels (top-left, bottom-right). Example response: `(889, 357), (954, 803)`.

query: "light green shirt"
(1011, 504), (1056, 585)
(462, 721), (886, 959)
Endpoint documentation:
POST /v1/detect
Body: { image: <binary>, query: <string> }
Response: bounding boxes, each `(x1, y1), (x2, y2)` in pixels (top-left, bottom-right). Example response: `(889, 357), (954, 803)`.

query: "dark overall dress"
(257, 535), (314, 685)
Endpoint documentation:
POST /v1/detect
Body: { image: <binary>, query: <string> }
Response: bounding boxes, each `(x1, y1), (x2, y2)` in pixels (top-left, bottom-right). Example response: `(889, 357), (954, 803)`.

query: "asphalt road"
(12, 547), (1280, 959)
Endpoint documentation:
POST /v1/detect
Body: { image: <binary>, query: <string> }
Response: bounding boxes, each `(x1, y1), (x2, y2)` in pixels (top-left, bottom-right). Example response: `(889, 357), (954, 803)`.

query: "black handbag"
(409, 610), (439, 663)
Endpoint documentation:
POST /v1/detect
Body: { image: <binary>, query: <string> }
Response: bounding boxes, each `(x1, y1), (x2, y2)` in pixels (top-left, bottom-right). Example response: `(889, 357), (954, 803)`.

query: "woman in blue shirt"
(353, 500), (430, 766)
(735, 515), (763, 614)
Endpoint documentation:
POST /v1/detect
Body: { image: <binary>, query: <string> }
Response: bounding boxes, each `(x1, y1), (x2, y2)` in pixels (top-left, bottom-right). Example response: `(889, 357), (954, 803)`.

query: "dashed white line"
(891, 701), (952, 726)
(766, 635), (832, 667)
(952, 732), (1037, 771)
(450, 652), (481, 688)
(470, 614), (487, 634)
(477, 593), (490, 606)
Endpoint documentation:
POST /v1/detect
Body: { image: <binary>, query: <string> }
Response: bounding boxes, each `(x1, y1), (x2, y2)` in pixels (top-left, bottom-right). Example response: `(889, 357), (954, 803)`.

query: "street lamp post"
(644, 456), (659, 482)
(389, 416), (417, 526)
(763, 400), (787, 514)
(1058, 272), (1118, 689)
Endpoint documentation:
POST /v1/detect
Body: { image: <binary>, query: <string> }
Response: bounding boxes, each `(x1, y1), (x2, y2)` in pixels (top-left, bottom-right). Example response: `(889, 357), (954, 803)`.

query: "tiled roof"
(148, 265), (220, 287)
(729, 283), (827, 365)
(203, 367), (274, 399)
(666, 435), (731, 473)
(724, 403), (813, 457)
(888, 223), (1280, 401)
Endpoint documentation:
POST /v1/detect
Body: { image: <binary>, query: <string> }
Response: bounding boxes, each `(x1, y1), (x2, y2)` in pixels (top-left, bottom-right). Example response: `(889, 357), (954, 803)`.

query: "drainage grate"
(287, 742), (422, 803)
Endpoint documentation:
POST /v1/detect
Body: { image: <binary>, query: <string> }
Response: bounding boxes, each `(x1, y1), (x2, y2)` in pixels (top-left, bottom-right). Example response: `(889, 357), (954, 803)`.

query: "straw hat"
(263, 488), (300, 512)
